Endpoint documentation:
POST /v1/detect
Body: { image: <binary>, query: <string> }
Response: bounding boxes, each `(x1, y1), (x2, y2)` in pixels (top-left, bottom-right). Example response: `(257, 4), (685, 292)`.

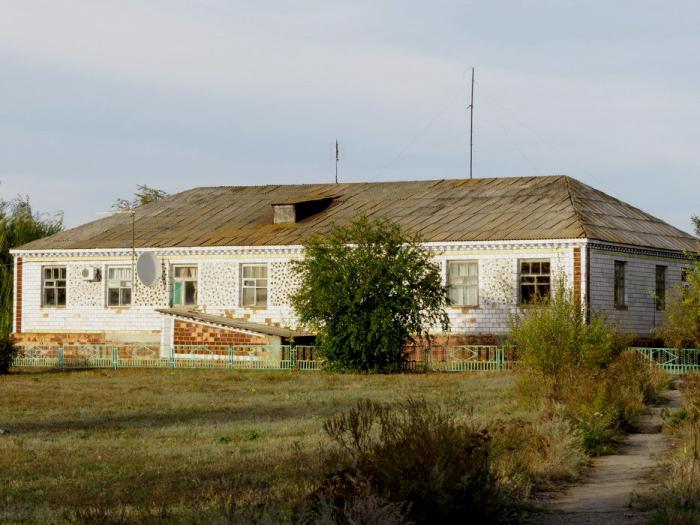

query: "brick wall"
(12, 331), (106, 346)
(173, 319), (270, 347)
(15, 257), (22, 333)
(573, 247), (581, 305)
(589, 248), (687, 335)
(16, 241), (584, 342)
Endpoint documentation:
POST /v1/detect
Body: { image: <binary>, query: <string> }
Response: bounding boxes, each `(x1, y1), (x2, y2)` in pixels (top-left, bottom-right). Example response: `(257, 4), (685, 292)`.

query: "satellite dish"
(136, 252), (160, 287)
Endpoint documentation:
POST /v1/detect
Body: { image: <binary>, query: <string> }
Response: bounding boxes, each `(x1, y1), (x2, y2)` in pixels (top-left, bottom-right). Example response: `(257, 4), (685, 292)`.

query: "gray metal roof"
(16, 175), (698, 253)
(157, 308), (312, 338)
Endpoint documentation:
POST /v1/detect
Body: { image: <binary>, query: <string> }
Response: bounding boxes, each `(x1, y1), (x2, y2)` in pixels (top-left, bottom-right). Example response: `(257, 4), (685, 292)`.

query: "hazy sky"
(1, 1), (698, 232)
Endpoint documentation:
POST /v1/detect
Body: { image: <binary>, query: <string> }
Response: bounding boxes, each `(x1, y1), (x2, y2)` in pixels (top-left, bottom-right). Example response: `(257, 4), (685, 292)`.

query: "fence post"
(58, 346), (64, 370)
(228, 346), (234, 369)
(169, 346), (175, 369)
(112, 346), (118, 369)
(290, 346), (298, 370)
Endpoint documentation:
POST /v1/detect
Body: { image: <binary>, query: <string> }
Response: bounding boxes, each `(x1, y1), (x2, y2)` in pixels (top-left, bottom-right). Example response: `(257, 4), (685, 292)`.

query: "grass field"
(0, 369), (515, 523)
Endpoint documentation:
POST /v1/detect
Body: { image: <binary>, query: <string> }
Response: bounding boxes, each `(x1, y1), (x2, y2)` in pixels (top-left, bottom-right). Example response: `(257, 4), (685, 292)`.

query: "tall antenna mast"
(335, 139), (339, 184)
(468, 67), (475, 179)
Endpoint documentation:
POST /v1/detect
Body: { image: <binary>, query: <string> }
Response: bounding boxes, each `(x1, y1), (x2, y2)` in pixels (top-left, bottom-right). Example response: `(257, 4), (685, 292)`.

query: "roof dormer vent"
(272, 195), (335, 224)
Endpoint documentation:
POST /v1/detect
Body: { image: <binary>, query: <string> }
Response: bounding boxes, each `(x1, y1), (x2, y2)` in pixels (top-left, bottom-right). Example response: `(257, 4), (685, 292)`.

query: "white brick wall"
(15, 240), (586, 338)
(589, 247), (687, 335)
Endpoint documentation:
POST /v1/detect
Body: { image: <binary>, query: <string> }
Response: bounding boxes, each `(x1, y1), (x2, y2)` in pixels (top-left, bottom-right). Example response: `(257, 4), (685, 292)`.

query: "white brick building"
(10, 176), (698, 351)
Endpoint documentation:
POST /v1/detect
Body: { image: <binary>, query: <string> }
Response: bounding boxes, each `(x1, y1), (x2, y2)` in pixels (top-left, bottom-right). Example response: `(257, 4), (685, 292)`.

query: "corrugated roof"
(157, 308), (312, 338)
(16, 175), (699, 252)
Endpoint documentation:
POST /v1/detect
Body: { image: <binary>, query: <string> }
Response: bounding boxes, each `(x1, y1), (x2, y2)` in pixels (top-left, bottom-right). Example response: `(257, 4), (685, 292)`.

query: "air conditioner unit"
(81, 267), (99, 281)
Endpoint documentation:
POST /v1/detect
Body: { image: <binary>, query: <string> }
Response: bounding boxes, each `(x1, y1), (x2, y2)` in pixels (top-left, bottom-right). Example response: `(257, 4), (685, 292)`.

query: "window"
(682, 267), (690, 284)
(107, 267), (132, 307)
(172, 266), (197, 306)
(447, 261), (478, 306)
(519, 260), (551, 304)
(42, 266), (66, 306)
(241, 264), (267, 307)
(655, 265), (666, 311)
(614, 261), (626, 308)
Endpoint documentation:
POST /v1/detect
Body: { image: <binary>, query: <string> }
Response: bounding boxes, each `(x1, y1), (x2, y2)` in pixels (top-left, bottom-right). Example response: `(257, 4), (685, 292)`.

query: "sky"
(0, 0), (698, 232)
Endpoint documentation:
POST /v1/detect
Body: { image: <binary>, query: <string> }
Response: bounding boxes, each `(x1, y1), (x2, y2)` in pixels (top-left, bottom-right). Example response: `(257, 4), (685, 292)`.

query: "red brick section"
(173, 319), (270, 347)
(14, 257), (22, 334)
(12, 332), (107, 345)
(573, 247), (582, 306)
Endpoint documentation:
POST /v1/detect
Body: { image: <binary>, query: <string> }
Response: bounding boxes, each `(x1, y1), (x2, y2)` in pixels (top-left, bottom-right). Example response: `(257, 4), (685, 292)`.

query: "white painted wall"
(15, 240), (584, 338)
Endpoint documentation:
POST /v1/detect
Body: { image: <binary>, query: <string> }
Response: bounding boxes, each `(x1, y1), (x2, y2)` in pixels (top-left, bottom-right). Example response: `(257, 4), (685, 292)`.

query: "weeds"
(510, 284), (667, 454)
(310, 399), (508, 524)
(651, 374), (700, 524)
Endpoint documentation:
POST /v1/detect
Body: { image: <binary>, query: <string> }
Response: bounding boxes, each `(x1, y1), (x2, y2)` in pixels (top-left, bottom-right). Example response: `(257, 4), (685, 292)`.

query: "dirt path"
(530, 388), (682, 525)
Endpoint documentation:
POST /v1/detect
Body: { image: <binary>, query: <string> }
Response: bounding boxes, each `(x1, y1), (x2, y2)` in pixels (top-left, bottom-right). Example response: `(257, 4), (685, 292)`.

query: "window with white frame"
(447, 261), (478, 306)
(172, 266), (197, 306)
(106, 267), (132, 307)
(241, 264), (267, 307)
(42, 266), (67, 306)
(519, 260), (551, 304)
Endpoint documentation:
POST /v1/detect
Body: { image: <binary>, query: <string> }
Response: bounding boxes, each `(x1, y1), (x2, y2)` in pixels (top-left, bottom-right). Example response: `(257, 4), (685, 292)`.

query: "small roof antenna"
(335, 139), (340, 184)
(467, 67), (475, 179)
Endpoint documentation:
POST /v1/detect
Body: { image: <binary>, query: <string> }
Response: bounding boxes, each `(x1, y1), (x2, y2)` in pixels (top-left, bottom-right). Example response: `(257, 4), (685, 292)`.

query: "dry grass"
(0, 369), (515, 523)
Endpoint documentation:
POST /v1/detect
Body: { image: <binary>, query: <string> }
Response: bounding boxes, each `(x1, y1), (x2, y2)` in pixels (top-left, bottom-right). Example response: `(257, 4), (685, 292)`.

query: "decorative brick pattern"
(173, 319), (270, 347)
(68, 265), (103, 307)
(198, 262), (238, 309)
(133, 262), (168, 307)
(270, 261), (301, 306)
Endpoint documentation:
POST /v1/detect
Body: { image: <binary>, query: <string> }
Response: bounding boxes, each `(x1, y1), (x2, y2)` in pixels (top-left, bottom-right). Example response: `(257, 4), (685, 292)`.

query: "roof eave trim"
(10, 238), (592, 257)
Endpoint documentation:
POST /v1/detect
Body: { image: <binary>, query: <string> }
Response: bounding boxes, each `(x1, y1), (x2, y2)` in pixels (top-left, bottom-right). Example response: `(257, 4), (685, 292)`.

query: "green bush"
(510, 284), (666, 453)
(290, 215), (449, 372)
(509, 284), (626, 401)
(310, 399), (508, 524)
(0, 337), (16, 374)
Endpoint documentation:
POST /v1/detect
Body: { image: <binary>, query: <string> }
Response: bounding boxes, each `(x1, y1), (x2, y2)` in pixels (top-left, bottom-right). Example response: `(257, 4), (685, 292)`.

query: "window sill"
(40, 305), (66, 309)
(241, 306), (268, 310)
(614, 305), (629, 311)
(106, 306), (132, 310)
(448, 305), (479, 312)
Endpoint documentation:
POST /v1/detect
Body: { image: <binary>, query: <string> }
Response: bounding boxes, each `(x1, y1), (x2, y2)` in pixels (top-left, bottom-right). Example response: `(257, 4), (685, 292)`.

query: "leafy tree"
(113, 184), (168, 211)
(657, 258), (700, 348)
(0, 197), (62, 371)
(290, 215), (449, 372)
(692, 215), (700, 236)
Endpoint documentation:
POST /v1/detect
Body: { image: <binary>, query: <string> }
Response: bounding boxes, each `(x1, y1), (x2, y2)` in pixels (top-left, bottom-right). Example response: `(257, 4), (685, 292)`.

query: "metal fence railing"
(12, 344), (322, 371)
(631, 347), (700, 374)
(11, 343), (514, 372)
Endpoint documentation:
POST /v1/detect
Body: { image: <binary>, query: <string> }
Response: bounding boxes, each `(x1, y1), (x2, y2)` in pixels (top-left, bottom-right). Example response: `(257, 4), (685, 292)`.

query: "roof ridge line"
(562, 176), (590, 238)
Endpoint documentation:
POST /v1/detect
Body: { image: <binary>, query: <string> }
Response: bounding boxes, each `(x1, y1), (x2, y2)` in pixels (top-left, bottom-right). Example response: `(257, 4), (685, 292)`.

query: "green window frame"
(172, 266), (197, 306)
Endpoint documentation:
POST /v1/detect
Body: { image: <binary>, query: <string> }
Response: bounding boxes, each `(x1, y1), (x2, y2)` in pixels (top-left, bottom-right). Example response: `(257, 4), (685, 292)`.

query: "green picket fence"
(631, 347), (700, 374)
(12, 343), (514, 372)
(12, 344), (322, 371)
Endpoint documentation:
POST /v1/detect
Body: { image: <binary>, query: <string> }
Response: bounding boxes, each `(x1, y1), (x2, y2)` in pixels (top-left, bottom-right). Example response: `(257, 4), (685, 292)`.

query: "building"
(10, 175), (698, 355)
